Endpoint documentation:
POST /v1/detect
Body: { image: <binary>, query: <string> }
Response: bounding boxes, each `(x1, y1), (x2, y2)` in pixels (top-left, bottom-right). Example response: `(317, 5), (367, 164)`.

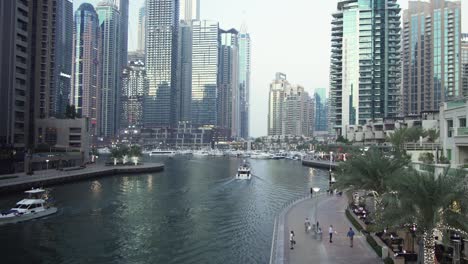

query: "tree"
(419, 152), (435, 164)
(382, 169), (468, 264)
(110, 147), (122, 166)
(336, 135), (349, 144)
(129, 145), (142, 165)
(65, 104), (78, 119)
(335, 148), (409, 223)
(426, 129), (440, 143)
(387, 128), (408, 153)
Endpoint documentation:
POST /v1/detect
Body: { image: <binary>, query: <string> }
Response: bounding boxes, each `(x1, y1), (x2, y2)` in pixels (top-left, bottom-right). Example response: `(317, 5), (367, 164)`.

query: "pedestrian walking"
(329, 225), (334, 243)
(290, 231), (296, 250)
(310, 187), (313, 198)
(347, 227), (355, 247)
(304, 218), (311, 233)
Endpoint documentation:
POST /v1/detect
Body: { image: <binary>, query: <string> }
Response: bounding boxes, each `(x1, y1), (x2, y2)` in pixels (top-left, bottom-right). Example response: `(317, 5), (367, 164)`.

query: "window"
(447, 120), (453, 138)
(447, 149), (452, 161)
(459, 118), (466, 128)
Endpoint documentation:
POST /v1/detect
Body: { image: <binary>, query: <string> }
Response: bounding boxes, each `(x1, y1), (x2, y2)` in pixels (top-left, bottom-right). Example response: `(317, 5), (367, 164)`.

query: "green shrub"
(366, 234), (382, 257)
(383, 257), (394, 264)
(345, 209), (364, 232)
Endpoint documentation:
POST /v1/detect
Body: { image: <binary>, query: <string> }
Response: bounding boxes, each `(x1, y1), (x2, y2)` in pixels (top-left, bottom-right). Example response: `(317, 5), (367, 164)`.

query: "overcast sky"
(74, 0), (467, 137)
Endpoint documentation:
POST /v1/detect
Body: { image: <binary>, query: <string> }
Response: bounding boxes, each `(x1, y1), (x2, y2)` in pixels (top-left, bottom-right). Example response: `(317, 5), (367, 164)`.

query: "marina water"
(0, 156), (328, 264)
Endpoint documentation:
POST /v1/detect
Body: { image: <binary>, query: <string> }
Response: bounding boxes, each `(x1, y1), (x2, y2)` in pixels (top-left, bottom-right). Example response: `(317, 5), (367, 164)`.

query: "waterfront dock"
(0, 163), (164, 194)
(302, 159), (338, 170)
(270, 195), (381, 264)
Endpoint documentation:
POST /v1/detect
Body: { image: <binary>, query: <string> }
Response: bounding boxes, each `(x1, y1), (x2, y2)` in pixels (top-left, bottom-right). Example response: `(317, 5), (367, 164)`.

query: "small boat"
(148, 150), (176, 156)
(271, 153), (287, 160)
(235, 160), (252, 180)
(0, 188), (57, 225)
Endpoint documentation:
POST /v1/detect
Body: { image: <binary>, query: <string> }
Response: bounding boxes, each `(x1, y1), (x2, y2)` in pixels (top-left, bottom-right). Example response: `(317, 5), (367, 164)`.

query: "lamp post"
(313, 187), (321, 226)
(45, 159), (49, 170)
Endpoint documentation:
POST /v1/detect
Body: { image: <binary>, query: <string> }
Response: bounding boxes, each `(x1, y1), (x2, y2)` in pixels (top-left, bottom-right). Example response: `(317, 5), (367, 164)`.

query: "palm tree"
(387, 128), (408, 153)
(129, 145), (142, 165)
(110, 147), (122, 166)
(426, 129), (440, 143)
(382, 169), (468, 264)
(335, 148), (409, 222)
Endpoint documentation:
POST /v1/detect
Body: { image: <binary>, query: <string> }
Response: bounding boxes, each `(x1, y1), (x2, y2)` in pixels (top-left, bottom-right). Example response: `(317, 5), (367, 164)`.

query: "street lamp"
(313, 187), (321, 227)
(45, 159), (50, 170)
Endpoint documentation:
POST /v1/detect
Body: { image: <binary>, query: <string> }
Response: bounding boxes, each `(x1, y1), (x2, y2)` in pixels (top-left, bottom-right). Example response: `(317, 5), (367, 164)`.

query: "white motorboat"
(148, 150), (176, 157)
(193, 150), (210, 157)
(271, 153), (287, 159)
(250, 152), (271, 159)
(0, 189), (57, 225)
(235, 160), (252, 180)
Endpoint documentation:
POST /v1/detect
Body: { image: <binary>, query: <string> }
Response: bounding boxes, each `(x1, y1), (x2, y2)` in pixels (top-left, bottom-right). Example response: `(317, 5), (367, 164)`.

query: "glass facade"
(330, 0), (401, 136)
(96, 2), (121, 137)
(238, 28), (251, 139)
(190, 20), (219, 126)
(145, 0), (179, 128)
(402, 0), (462, 116)
(121, 62), (148, 128)
(462, 34), (468, 96)
(314, 88), (328, 132)
(71, 4), (99, 135)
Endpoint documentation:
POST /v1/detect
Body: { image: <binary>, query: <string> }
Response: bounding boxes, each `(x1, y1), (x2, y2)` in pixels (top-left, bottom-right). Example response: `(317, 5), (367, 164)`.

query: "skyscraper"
(461, 34), (468, 97)
(238, 26), (251, 139)
(96, 1), (121, 137)
(121, 61), (147, 128)
(282, 85), (314, 137)
(180, 0), (199, 21)
(177, 22), (193, 122)
(314, 88), (328, 132)
(268, 73), (288, 136)
(402, 0), (462, 116)
(0, 0), (30, 149)
(71, 3), (100, 135)
(144, 0), (179, 128)
(53, 0), (73, 118)
(114, 0), (129, 68)
(191, 20), (219, 126)
(137, 5), (146, 53)
(218, 29), (239, 139)
(329, 0), (401, 136)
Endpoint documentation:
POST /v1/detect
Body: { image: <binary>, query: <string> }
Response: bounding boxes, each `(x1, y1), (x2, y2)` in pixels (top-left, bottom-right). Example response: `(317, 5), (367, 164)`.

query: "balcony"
(454, 127), (468, 146)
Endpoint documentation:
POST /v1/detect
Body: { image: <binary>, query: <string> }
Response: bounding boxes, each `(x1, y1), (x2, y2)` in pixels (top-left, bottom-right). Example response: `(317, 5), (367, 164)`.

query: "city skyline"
(74, 0), (467, 137)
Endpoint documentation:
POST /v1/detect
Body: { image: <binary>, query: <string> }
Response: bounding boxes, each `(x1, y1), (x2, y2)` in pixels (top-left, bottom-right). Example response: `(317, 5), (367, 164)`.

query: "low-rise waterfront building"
(440, 99), (468, 167)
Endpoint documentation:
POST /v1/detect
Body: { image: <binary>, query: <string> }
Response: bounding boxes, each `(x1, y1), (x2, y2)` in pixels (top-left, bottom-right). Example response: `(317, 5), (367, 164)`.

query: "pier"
(0, 163), (164, 194)
(301, 159), (338, 170)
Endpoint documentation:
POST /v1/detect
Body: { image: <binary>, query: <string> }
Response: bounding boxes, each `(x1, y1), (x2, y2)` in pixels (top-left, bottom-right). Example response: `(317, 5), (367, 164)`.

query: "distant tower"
(71, 3), (100, 135)
(268, 73), (288, 136)
(238, 25), (251, 139)
(462, 34), (468, 96)
(137, 5), (146, 53)
(121, 62), (147, 128)
(180, 0), (200, 21)
(114, 0), (129, 67)
(96, 1), (121, 137)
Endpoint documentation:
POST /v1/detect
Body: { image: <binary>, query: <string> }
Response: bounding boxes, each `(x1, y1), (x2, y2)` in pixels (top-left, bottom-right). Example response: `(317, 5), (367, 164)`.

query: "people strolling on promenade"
(304, 218), (311, 233)
(328, 225), (334, 243)
(347, 227), (355, 247)
(290, 231), (296, 249)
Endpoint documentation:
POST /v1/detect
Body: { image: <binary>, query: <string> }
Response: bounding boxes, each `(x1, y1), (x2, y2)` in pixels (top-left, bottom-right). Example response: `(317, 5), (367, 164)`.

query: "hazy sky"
(74, 0), (467, 137)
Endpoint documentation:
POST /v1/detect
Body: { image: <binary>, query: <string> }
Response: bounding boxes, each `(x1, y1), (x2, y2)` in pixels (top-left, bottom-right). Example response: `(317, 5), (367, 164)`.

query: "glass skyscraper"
(402, 0), (462, 116)
(238, 27), (251, 139)
(462, 34), (468, 96)
(144, 0), (179, 128)
(191, 20), (219, 126)
(218, 29), (239, 139)
(137, 5), (146, 53)
(71, 3), (100, 135)
(314, 88), (328, 132)
(96, 2), (121, 137)
(330, 0), (401, 136)
(121, 61), (147, 128)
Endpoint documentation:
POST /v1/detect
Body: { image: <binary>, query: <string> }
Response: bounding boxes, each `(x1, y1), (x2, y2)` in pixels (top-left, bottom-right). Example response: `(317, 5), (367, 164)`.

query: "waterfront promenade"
(0, 163), (164, 194)
(271, 195), (381, 264)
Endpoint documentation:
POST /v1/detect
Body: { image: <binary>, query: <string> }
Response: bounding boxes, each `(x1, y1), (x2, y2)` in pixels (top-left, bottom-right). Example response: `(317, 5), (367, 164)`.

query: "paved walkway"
(286, 195), (382, 264)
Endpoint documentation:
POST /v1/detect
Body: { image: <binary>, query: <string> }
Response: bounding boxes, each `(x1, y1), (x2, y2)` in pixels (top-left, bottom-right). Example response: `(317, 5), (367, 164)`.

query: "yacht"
(235, 160), (252, 180)
(148, 150), (176, 157)
(0, 189), (57, 225)
(250, 152), (271, 159)
(271, 153), (287, 160)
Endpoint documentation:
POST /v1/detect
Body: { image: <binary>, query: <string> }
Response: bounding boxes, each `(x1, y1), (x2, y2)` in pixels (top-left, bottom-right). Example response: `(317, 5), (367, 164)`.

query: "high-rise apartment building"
(144, 0), (179, 128)
(121, 61), (147, 128)
(330, 0), (401, 136)
(191, 20), (219, 126)
(54, 0), (73, 118)
(462, 34), (468, 96)
(0, 0), (30, 148)
(71, 3), (100, 135)
(137, 5), (146, 53)
(114, 0), (129, 67)
(282, 85), (314, 137)
(180, 0), (200, 21)
(238, 26), (251, 139)
(314, 88), (329, 132)
(178, 22), (193, 122)
(402, 0), (462, 116)
(96, 1), (121, 137)
(218, 29), (239, 139)
(268, 73), (288, 136)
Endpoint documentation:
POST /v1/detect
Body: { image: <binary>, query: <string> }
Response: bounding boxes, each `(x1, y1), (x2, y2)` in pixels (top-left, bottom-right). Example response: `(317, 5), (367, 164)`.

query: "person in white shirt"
(290, 231), (295, 249)
(329, 225), (334, 243)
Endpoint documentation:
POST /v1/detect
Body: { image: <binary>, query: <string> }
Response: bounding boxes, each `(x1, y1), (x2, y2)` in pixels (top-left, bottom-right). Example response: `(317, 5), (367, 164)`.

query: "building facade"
(121, 61), (147, 128)
(96, 1), (121, 137)
(71, 3), (100, 135)
(180, 0), (199, 21)
(462, 34), (468, 96)
(191, 20), (219, 126)
(314, 88), (328, 132)
(282, 85), (314, 137)
(144, 0), (179, 128)
(218, 29), (239, 139)
(114, 0), (129, 69)
(329, 0), (401, 137)
(402, 0), (462, 116)
(54, 0), (73, 118)
(238, 27), (251, 139)
(178, 21), (193, 122)
(268, 73), (288, 136)
(440, 99), (468, 167)
(137, 5), (146, 53)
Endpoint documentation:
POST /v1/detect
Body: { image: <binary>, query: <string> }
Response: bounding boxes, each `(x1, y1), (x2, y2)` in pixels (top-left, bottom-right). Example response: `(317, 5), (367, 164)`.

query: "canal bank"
(0, 163), (164, 194)
(302, 159), (338, 170)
